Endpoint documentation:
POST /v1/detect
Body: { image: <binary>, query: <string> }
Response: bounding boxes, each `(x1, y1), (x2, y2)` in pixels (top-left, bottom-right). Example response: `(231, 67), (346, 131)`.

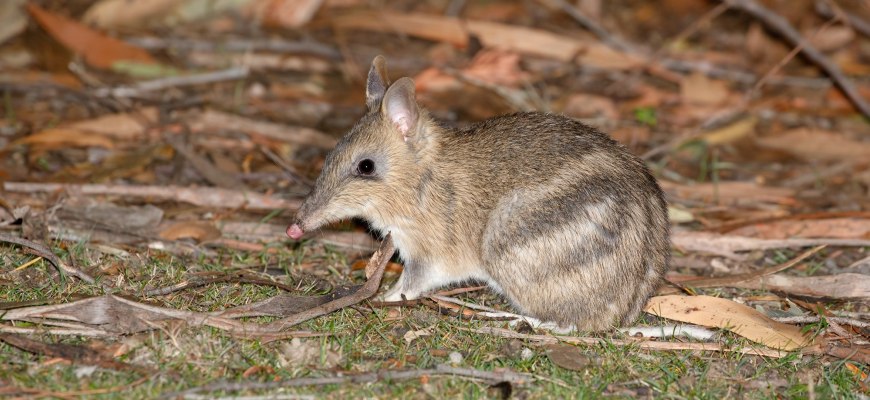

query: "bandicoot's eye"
(356, 159), (376, 176)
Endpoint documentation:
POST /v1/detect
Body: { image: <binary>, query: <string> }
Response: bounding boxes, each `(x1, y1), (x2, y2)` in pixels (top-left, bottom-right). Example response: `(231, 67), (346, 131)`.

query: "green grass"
(0, 243), (865, 399)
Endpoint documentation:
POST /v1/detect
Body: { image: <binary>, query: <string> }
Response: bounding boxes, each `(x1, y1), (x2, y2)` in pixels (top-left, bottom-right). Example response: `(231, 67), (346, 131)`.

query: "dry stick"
(93, 66), (249, 98)
(749, 17), (838, 99)
(658, 245), (825, 294)
(0, 232), (95, 284)
(463, 326), (788, 358)
(265, 234), (395, 331)
(2, 182), (300, 211)
(143, 272), (297, 297)
(723, 0), (870, 118)
(160, 364), (531, 398)
(775, 315), (870, 329)
(126, 37), (342, 59)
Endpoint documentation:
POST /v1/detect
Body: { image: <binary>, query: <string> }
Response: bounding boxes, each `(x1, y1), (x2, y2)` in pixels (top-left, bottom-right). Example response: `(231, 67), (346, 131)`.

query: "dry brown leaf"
(740, 273), (870, 300)
(15, 128), (115, 149)
(544, 343), (591, 371)
(680, 72), (730, 106)
(730, 218), (870, 239)
(660, 181), (796, 206)
(83, 0), (178, 29)
(645, 295), (811, 350)
(698, 116), (757, 146)
(332, 12), (644, 69)
(188, 109), (337, 149)
(755, 128), (870, 162)
(26, 3), (156, 69)
(66, 108), (157, 140)
(415, 50), (529, 94)
(807, 25), (855, 52)
(671, 230), (870, 259)
(158, 221), (222, 242)
(249, 0), (324, 28)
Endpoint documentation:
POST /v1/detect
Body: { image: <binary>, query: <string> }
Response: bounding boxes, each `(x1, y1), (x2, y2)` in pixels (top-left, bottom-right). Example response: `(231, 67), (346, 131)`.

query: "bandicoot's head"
(287, 56), (436, 239)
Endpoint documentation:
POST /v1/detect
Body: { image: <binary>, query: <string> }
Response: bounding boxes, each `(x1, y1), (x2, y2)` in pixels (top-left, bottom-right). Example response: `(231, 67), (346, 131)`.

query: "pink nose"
(286, 224), (304, 240)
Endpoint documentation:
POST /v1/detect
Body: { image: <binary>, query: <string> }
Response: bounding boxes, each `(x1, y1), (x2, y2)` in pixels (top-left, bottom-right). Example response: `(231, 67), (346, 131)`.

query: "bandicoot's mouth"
(286, 224), (304, 240)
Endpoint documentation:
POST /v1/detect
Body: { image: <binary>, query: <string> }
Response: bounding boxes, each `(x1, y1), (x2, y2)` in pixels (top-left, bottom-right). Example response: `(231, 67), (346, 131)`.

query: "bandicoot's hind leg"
(383, 260), (474, 301)
(481, 179), (662, 331)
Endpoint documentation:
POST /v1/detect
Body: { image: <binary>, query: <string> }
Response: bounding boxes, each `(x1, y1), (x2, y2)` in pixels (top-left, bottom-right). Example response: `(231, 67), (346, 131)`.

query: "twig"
(462, 326), (789, 358)
(0, 232), (95, 284)
(143, 271), (297, 297)
(657, 58), (834, 89)
(159, 363), (531, 398)
(0, 333), (152, 374)
(265, 234), (394, 331)
(2, 182), (300, 211)
(814, 0), (870, 38)
(659, 245), (825, 293)
(93, 67), (249, 98)
(126, 37), (342, 60)
(723, 0), (870, 118)
(773, 316), (870, 330)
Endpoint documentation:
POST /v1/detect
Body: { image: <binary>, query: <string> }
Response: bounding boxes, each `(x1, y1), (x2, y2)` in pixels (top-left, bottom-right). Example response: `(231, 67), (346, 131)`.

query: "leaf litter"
(0, 0), (868, 397)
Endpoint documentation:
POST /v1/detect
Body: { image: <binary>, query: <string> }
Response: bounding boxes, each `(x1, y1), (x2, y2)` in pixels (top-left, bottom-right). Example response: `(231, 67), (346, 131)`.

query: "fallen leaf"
(26, 3), (157, 69)
(15, 128), (115, 149)
(404, 325), (435, 345)
(158, 221), (222, 242)
(755, 128), (870, 162)
(697, 116), (757, 146)
(730, 218), (870, 239)
(681, 72), (730, 106)
(660, 181), (796, 206)
(332, 12), (644, 69)
(671, 230), (870, 259)
(249, 0), (324, 28)
(739, 273), (870, 300)
(544, 343), (590, 371)
(807, 25), (854, 52)
(645, 295), (811, 350)
(188, 109), (337, 149)
(83, 0), (177, 29)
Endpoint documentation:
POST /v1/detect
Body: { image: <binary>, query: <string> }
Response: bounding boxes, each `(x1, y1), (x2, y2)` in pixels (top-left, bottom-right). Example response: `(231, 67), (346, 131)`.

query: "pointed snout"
(286, 223), (304, 240)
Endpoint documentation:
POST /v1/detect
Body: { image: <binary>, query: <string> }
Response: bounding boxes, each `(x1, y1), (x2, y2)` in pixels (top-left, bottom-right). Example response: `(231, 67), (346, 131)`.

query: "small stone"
(520, 347), (534, 361)
(448, 351), (463, 364)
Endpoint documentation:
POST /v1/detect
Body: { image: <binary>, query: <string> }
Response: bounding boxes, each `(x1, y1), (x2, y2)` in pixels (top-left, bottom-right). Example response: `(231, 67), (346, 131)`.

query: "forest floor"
(0, 0), (868, 398)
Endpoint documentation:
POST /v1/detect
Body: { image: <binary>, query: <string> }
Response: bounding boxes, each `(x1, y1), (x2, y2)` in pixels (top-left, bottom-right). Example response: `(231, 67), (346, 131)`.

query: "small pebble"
(520, 347), (534, 361)
(448, 351), (463, 364)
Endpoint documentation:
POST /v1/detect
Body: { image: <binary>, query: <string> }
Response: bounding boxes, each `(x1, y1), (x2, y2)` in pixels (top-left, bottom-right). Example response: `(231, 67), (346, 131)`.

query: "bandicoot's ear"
(381, 77), (419, 141)
(366, 55), (390, 110)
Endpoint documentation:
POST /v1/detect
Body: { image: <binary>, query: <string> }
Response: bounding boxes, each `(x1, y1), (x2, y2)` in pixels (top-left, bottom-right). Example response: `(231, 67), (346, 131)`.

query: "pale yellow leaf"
(645, 295), (811, 350)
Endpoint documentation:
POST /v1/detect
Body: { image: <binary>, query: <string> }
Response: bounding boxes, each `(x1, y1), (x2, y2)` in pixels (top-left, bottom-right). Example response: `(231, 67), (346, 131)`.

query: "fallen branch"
(126, 37), (342, 59)
(723, 0), (870, 118)
(93, 66), (249, 98)
(265, 234), (394, 330)
(2, 182), (300, 211)
(462, 326), (789, 358)
(0, 232), (95, 283)
(160, 363), (531, 398)
(659, 245), (824, 294)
